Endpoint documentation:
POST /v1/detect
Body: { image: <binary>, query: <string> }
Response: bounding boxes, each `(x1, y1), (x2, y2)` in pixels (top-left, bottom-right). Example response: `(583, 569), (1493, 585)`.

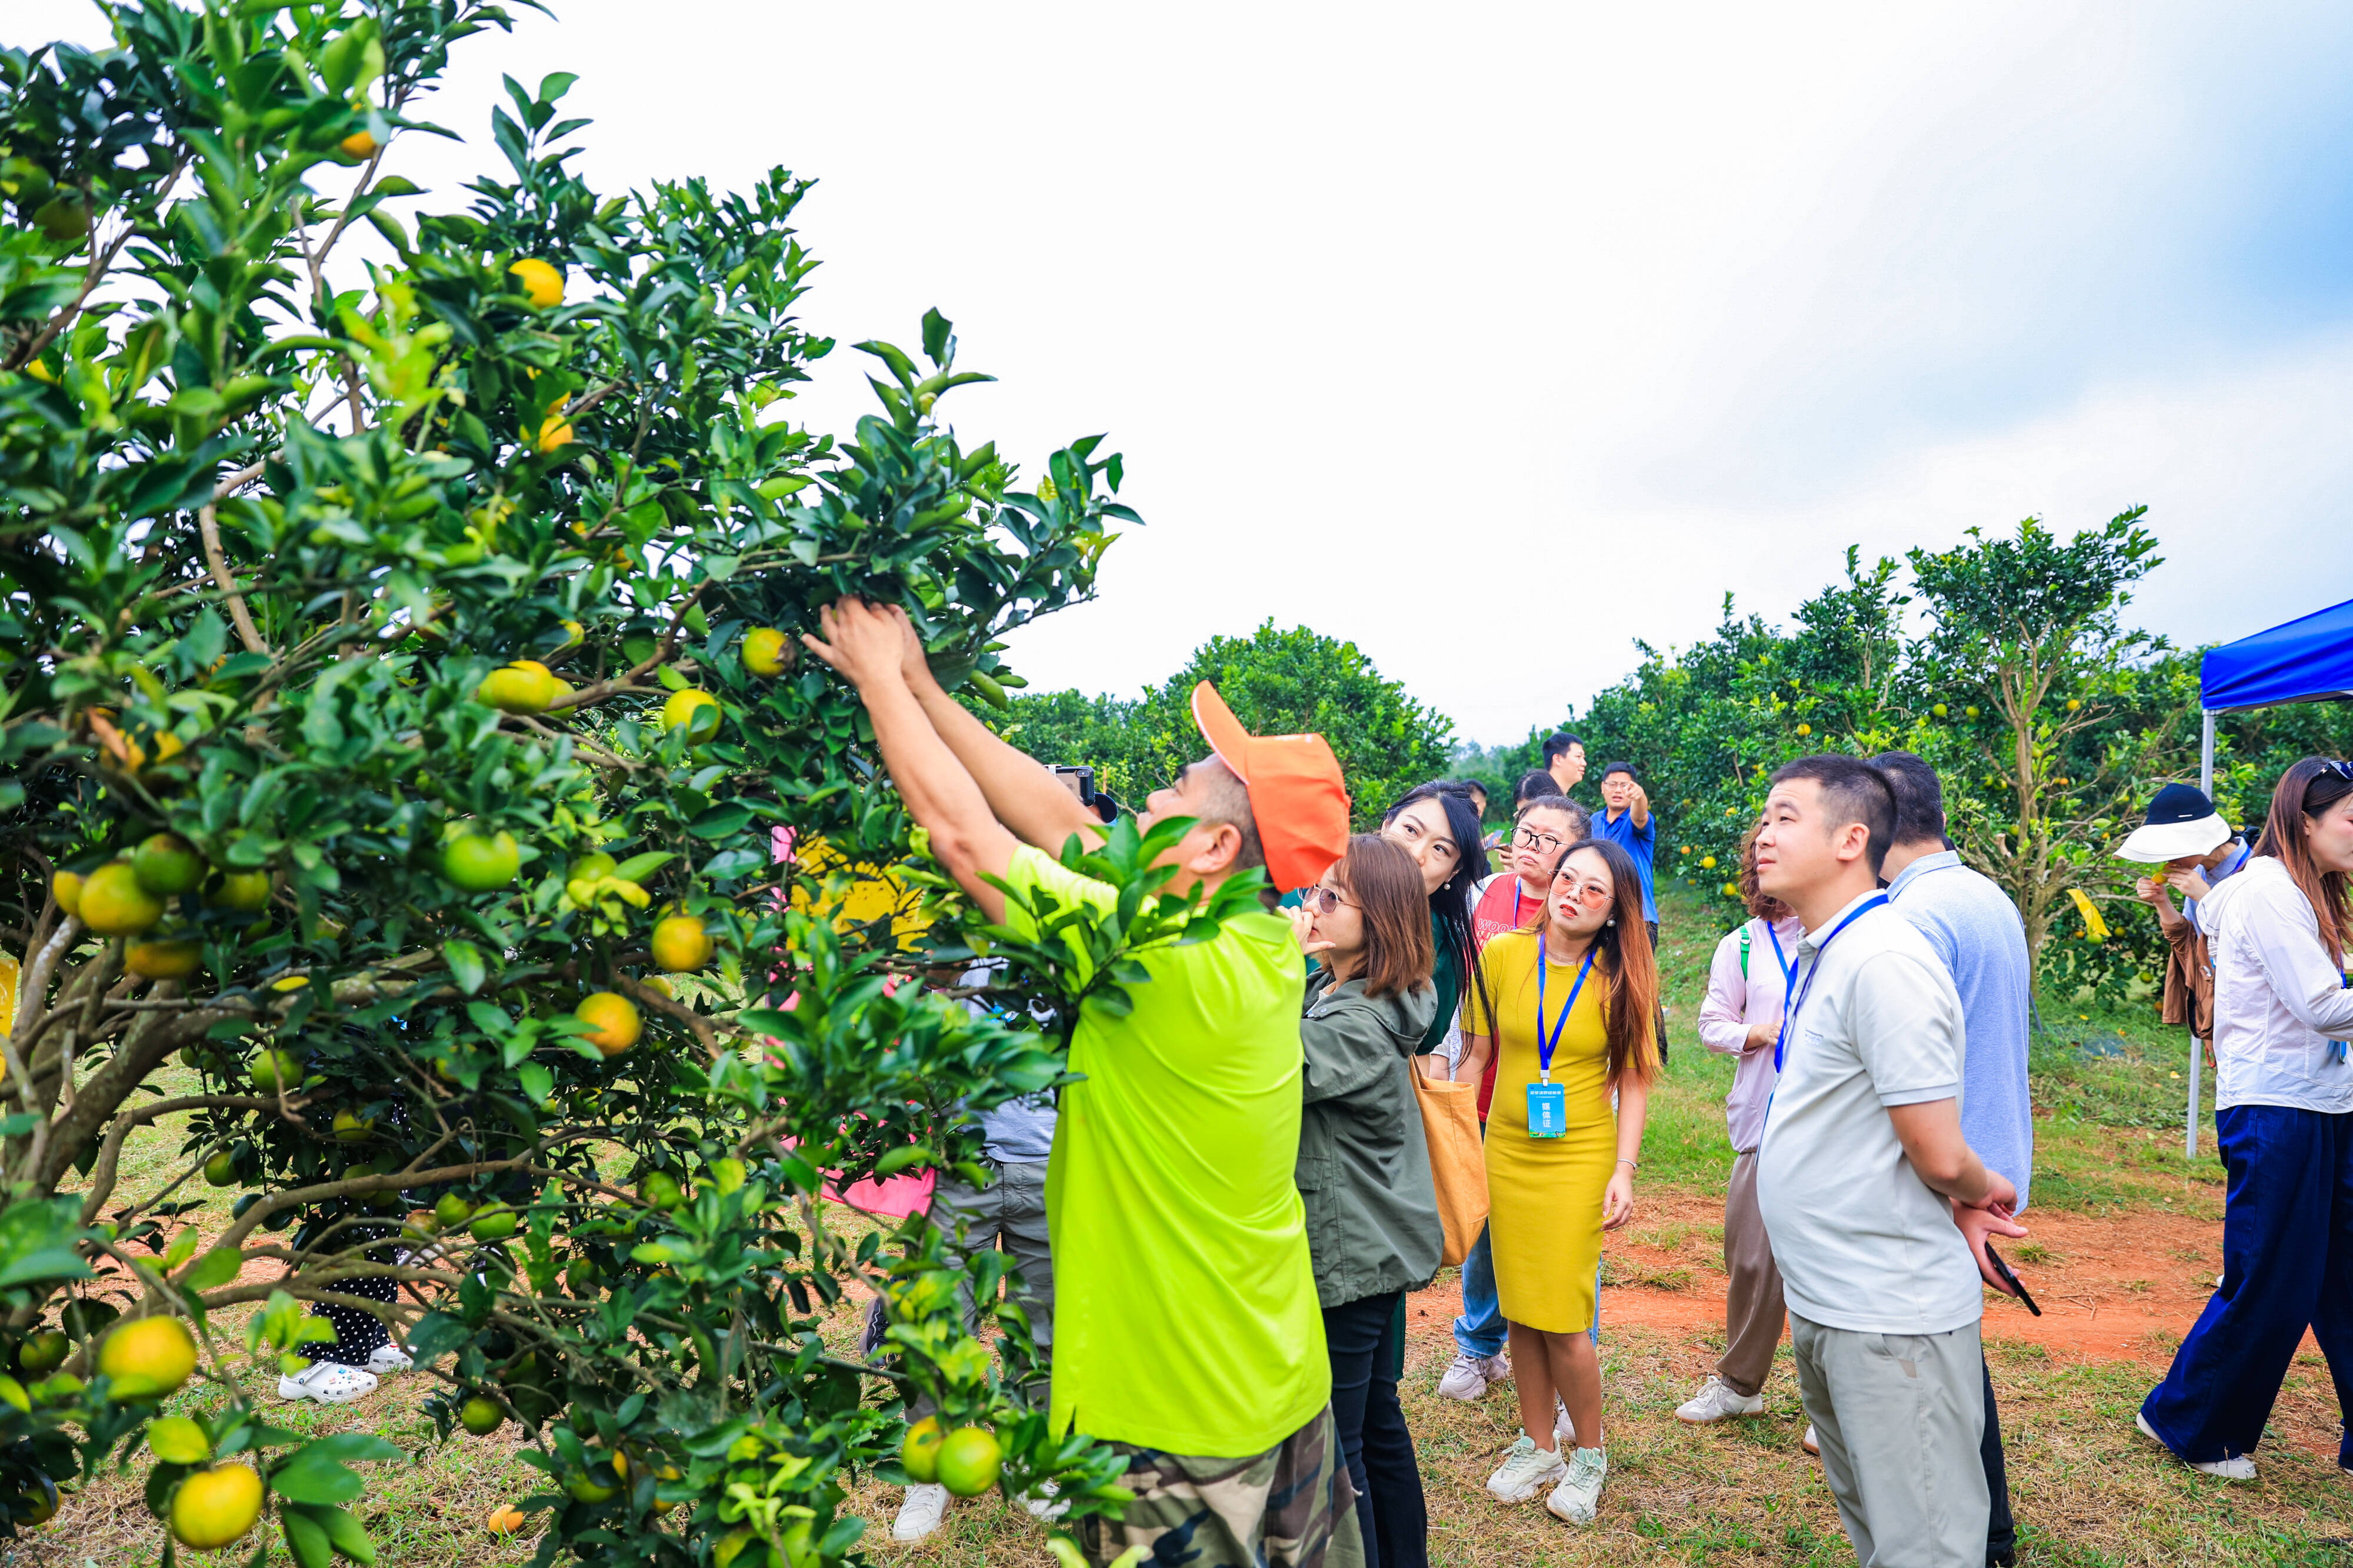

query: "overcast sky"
(22, 1), (2353, 741)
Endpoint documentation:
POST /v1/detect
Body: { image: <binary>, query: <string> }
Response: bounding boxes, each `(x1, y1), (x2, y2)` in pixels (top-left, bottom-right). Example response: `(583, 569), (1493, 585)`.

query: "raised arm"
(802, 599), (1020, 921)
(887, 608), (1104, 853)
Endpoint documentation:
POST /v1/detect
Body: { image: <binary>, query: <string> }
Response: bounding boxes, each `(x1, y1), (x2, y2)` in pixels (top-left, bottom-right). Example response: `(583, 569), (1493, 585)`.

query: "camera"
(1054, 765), (1121, 823)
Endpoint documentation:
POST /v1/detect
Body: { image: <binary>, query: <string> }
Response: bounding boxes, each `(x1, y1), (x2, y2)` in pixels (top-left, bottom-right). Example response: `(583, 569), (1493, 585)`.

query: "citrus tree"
(0, 2), (1184, 1562)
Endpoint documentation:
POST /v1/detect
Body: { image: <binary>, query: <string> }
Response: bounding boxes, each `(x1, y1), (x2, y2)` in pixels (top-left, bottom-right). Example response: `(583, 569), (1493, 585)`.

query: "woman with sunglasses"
(1291, 835), (1445, 1568)
(1380, 783), (1493, 1072)
(1435, 792), (1591, 1404)
(2139, 758), (2353, 1481)
(1461, 838), (1659, 1525)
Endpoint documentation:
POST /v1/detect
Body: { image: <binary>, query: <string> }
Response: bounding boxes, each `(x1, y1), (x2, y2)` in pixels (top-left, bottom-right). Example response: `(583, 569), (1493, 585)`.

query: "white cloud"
(16, 0), (2353, 743)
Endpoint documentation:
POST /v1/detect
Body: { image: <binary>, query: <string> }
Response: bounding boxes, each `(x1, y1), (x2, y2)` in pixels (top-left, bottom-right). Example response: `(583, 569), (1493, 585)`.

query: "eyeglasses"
(1554, 878), (1612, 908)
(1514, 826), (1567, 853)
(1300, 885), (1356, 915)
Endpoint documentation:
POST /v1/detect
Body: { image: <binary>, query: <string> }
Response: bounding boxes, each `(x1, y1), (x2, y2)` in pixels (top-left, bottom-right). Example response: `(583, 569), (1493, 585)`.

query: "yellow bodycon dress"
(1467, 929), (1616, 1335)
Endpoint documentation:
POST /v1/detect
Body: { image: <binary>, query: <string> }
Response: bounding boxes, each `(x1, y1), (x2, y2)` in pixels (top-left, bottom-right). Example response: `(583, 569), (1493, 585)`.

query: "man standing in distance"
(1544, 733), (1587, 796)
(802, 599), (1360, 1568)
(1873, 752), (2034, 1568)
(1755, 756), (2015, 1568)
(1593, 762), (1665, 1059)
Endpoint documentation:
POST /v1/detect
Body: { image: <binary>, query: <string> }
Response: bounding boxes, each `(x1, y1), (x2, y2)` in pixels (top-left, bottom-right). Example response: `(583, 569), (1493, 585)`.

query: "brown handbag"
(1411, 1064), (1489, 1267)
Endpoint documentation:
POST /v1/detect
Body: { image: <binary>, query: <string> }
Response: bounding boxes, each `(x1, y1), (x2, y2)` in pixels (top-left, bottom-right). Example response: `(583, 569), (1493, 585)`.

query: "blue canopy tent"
(2180, 595), (2353, 1155)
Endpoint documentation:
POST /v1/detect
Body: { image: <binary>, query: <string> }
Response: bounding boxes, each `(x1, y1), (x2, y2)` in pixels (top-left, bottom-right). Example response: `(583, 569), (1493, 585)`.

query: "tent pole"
(2188, 710), (2215, 1162)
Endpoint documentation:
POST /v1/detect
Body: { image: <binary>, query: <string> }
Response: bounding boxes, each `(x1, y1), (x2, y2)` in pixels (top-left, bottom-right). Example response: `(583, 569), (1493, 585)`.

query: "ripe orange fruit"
(98, 1316), (198, 1400)
(78, 863), (162, 936)
(649, 913), (713, 973)
(659, 689), (721, 742)
(126, 936), (202, 979)
(741, 628), (790, 678)
(532, 402), (573, 453)
(478, 661), (558, 714)
(339, 129), (378, 158)
(170, 1463), (262, 1550)
(50, 870), (83, 916)
(508, 258), (564, 308)
(935, 1426), (1002, 1497)
(576, 992), (641, 1056)
(441, 828), (521, 892)
(132, 833), (206, 896)
(901, 1415), (944, 1483)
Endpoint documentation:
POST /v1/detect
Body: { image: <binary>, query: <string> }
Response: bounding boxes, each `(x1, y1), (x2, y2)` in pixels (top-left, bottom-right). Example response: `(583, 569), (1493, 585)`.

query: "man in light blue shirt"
(1872, 752), (2032, 1568)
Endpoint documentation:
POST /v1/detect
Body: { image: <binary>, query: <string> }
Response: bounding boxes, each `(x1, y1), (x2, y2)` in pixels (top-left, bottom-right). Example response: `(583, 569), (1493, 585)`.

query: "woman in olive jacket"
(1292, 833), (1446, 1568)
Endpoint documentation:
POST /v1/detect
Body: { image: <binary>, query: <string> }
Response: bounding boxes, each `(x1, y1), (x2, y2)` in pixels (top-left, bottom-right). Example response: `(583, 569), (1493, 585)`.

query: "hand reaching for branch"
(802, 598), (914, 693)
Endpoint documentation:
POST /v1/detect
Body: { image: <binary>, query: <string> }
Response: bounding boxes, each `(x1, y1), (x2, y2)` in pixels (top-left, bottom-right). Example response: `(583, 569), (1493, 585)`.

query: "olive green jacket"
(1297, 969), (1445, 1309)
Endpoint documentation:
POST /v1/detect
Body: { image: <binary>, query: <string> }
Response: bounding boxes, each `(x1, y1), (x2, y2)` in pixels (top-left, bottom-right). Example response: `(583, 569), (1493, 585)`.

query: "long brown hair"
(1331, 834), (1435, 999)
(2254, 758), (2353, 960)
(1737, 820), (1794, 923)
(1512, 838), (1661, 1087)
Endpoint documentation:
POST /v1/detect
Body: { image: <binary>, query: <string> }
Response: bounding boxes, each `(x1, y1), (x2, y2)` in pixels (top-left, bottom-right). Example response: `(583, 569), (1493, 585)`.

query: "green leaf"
(282, 1505), (335, 1568)
(516, 1062), (554, 1105)
(269, 1447), (364, 1505)
(444, 939), (486, 996)
(873, 1145), (934, 1178)
(610, 852), (674, 883)
(182, 1246), (244, 1292)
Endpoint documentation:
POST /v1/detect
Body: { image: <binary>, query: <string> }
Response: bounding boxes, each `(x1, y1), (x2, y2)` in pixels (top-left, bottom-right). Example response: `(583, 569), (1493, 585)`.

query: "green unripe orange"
(935, 1426), (1002, 1497)
(441, 829), (521, 892)
(469, 1207), (519, 1242)
(77, 862), (163, 936)
(206, 868), (272, 912)
(742, 628), (791, 678)
(202, 1152), (237, 1186)
(901, 1415), (944, 1483)
(434, 1193), (475, 1229)
(659, 689), (721, 742)
(15, 1331), (67, 1377)
(459, 1394), (505, 1435)
(249, 1049), (302, 1096)
(132, 833), (206, 896)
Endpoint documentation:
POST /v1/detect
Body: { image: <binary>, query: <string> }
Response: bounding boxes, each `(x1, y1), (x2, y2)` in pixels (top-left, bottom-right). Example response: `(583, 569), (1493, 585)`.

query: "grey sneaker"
(1486, 1439), (1568, 1503)
(1546, 1448), (1608, 1523)
(1437, 1349), (1509, 1402)
(2137, 1412), (2255, 1480)
(1675, 1374), (1763, 1424)
(892, 1483), (951, 1540)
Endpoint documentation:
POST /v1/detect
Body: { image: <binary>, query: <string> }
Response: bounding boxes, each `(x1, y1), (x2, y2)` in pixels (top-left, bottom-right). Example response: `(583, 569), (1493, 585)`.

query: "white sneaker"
(1437, 1350), (1510, 1402)
(892, 1483), (951, 1540)
(1801, 1424), (1819, 1456)
(1554, 1397), (1576, 1448)
(1021, 1479), (1069, 1522)
(1486, 1438), (1568, 1503)
(1676, 1374), (1764, 1424)
(278, 1362), (379, 1404)
(2137, 1412), (2255, 1480)
(1545, 1448), (1608, 1524)
(365, 1343), (412, 1375)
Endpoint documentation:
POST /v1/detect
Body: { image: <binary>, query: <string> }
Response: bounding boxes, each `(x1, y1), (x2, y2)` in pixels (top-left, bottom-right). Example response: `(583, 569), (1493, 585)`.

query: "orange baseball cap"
(1189, 681), (1351, 892)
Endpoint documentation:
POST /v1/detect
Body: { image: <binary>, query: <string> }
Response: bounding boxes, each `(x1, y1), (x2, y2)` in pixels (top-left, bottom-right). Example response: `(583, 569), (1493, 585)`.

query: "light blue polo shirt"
(1887, 850), (2035, 1208)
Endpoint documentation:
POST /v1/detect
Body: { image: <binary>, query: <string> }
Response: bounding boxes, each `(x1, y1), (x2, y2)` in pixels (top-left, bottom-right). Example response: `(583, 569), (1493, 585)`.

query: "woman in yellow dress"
(1457, 836), (1660, 1525)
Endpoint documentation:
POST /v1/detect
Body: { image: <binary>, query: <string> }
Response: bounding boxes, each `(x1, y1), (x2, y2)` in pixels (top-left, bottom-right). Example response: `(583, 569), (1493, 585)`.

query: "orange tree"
(0, 3), (1197, 1562)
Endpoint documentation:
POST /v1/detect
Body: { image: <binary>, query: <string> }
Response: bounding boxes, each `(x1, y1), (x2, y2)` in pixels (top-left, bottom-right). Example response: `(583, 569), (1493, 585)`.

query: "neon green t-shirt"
(1008, 845), (1329, 1457)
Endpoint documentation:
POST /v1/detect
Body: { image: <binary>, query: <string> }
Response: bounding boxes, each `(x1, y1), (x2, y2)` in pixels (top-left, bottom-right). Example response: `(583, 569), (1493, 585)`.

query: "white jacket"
(2205, 856), (2353, 1113)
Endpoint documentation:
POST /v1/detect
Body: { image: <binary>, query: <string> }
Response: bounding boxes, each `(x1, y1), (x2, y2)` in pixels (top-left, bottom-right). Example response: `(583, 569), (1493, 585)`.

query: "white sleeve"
(1850, 950), (1965, 1106)
(2244, 878), (2353, 1039)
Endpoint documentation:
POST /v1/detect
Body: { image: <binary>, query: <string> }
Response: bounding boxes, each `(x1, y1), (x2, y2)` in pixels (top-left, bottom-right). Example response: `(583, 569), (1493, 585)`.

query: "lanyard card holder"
(1527, 1079), (1567, 1138)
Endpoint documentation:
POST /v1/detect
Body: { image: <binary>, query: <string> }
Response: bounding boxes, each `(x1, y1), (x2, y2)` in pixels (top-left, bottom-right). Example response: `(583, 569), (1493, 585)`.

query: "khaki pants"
(1791, 1313), (1988, 1568)
(1718, 1150), (1787, 1396)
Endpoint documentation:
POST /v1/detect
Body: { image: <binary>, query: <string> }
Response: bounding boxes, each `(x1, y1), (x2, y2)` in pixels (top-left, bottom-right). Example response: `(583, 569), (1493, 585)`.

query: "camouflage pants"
(1078, 1406), (1365, 1568)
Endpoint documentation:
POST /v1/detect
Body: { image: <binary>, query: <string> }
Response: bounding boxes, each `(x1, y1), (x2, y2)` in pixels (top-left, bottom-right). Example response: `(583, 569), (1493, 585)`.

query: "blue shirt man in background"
(1872, 751), (2033, 1568)
(1592, 762), (1657, 922)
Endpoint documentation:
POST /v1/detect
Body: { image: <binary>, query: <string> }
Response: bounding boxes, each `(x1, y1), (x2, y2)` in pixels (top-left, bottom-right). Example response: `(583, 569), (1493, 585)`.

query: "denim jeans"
(1451, 1223), (1506, 1358)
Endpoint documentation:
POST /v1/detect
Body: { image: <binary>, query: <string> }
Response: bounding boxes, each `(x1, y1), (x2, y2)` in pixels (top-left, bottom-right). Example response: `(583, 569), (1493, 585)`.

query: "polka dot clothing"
(310, 1224), (396, 1367)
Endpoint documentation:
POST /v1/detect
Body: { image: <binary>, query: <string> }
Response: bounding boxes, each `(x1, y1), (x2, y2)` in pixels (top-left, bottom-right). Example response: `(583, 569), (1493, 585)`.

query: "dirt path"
(1405, 1187), (2233, 1363)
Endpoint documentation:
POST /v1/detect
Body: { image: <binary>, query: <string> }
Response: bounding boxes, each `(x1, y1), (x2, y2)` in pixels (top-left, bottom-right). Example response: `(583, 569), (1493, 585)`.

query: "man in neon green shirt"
(803, 599), (1361, 1568)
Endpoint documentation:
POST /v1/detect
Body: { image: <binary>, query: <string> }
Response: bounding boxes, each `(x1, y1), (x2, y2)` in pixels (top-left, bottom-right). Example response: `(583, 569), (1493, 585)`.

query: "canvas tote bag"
(1411, 1065), (1488, 1267)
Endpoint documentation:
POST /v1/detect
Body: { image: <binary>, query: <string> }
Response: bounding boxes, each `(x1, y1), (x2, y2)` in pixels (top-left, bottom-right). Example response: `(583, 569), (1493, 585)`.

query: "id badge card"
(1526, 1080), (1567, 1139)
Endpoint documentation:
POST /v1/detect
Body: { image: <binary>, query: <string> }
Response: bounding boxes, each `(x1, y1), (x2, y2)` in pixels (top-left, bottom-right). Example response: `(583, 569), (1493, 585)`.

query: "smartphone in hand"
(1982, 1241), (2041, 1317)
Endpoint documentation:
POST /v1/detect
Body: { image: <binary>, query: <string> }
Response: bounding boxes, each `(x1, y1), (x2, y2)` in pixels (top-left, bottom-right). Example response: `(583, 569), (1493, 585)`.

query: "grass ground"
(20, 880), (2340, 1567)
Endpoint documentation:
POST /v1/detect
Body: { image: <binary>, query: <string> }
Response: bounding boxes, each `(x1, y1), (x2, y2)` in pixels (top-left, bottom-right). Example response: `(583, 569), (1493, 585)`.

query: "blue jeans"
(1451, 1220), (1602, 1356)
(1451, 1223), (1505, 1358)
(2142, 1103), (2353, 1466)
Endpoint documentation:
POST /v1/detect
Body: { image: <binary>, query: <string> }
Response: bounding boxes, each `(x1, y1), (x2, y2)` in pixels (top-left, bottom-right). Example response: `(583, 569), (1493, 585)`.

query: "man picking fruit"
(804, 598), (1362, 1568)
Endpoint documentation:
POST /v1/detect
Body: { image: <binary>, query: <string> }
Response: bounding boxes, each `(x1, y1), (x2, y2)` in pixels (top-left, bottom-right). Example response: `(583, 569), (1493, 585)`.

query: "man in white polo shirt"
(1753, 755), (2018, 1568)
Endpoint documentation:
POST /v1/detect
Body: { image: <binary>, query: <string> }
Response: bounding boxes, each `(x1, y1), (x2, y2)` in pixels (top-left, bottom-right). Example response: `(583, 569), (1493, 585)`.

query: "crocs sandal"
(278, 1361), (380, 1404)
(365, 1343), (412, 1375)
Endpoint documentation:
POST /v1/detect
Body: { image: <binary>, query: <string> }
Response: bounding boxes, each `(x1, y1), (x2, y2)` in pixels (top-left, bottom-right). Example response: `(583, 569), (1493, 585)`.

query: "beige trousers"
(1718, 1149), (1787, 1396)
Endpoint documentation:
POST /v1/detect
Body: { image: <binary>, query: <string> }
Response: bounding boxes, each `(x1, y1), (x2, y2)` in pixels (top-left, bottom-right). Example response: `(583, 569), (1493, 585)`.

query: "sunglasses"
(1554, 878), (1612, 908)
(2321, 760), (2353, 782)
(1300, 885), (1356, 915)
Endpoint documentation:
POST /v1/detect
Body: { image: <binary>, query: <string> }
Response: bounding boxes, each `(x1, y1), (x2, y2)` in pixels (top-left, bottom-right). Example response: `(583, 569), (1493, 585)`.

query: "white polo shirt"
(1757, 890), (1983, 1336)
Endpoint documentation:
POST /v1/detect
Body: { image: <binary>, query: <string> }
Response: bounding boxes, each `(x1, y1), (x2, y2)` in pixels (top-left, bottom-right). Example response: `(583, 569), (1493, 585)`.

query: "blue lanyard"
(1764, 922), (1796, 989)
(1535, 936), (1598, 1082)
(1774, 896), (1888, 1073)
